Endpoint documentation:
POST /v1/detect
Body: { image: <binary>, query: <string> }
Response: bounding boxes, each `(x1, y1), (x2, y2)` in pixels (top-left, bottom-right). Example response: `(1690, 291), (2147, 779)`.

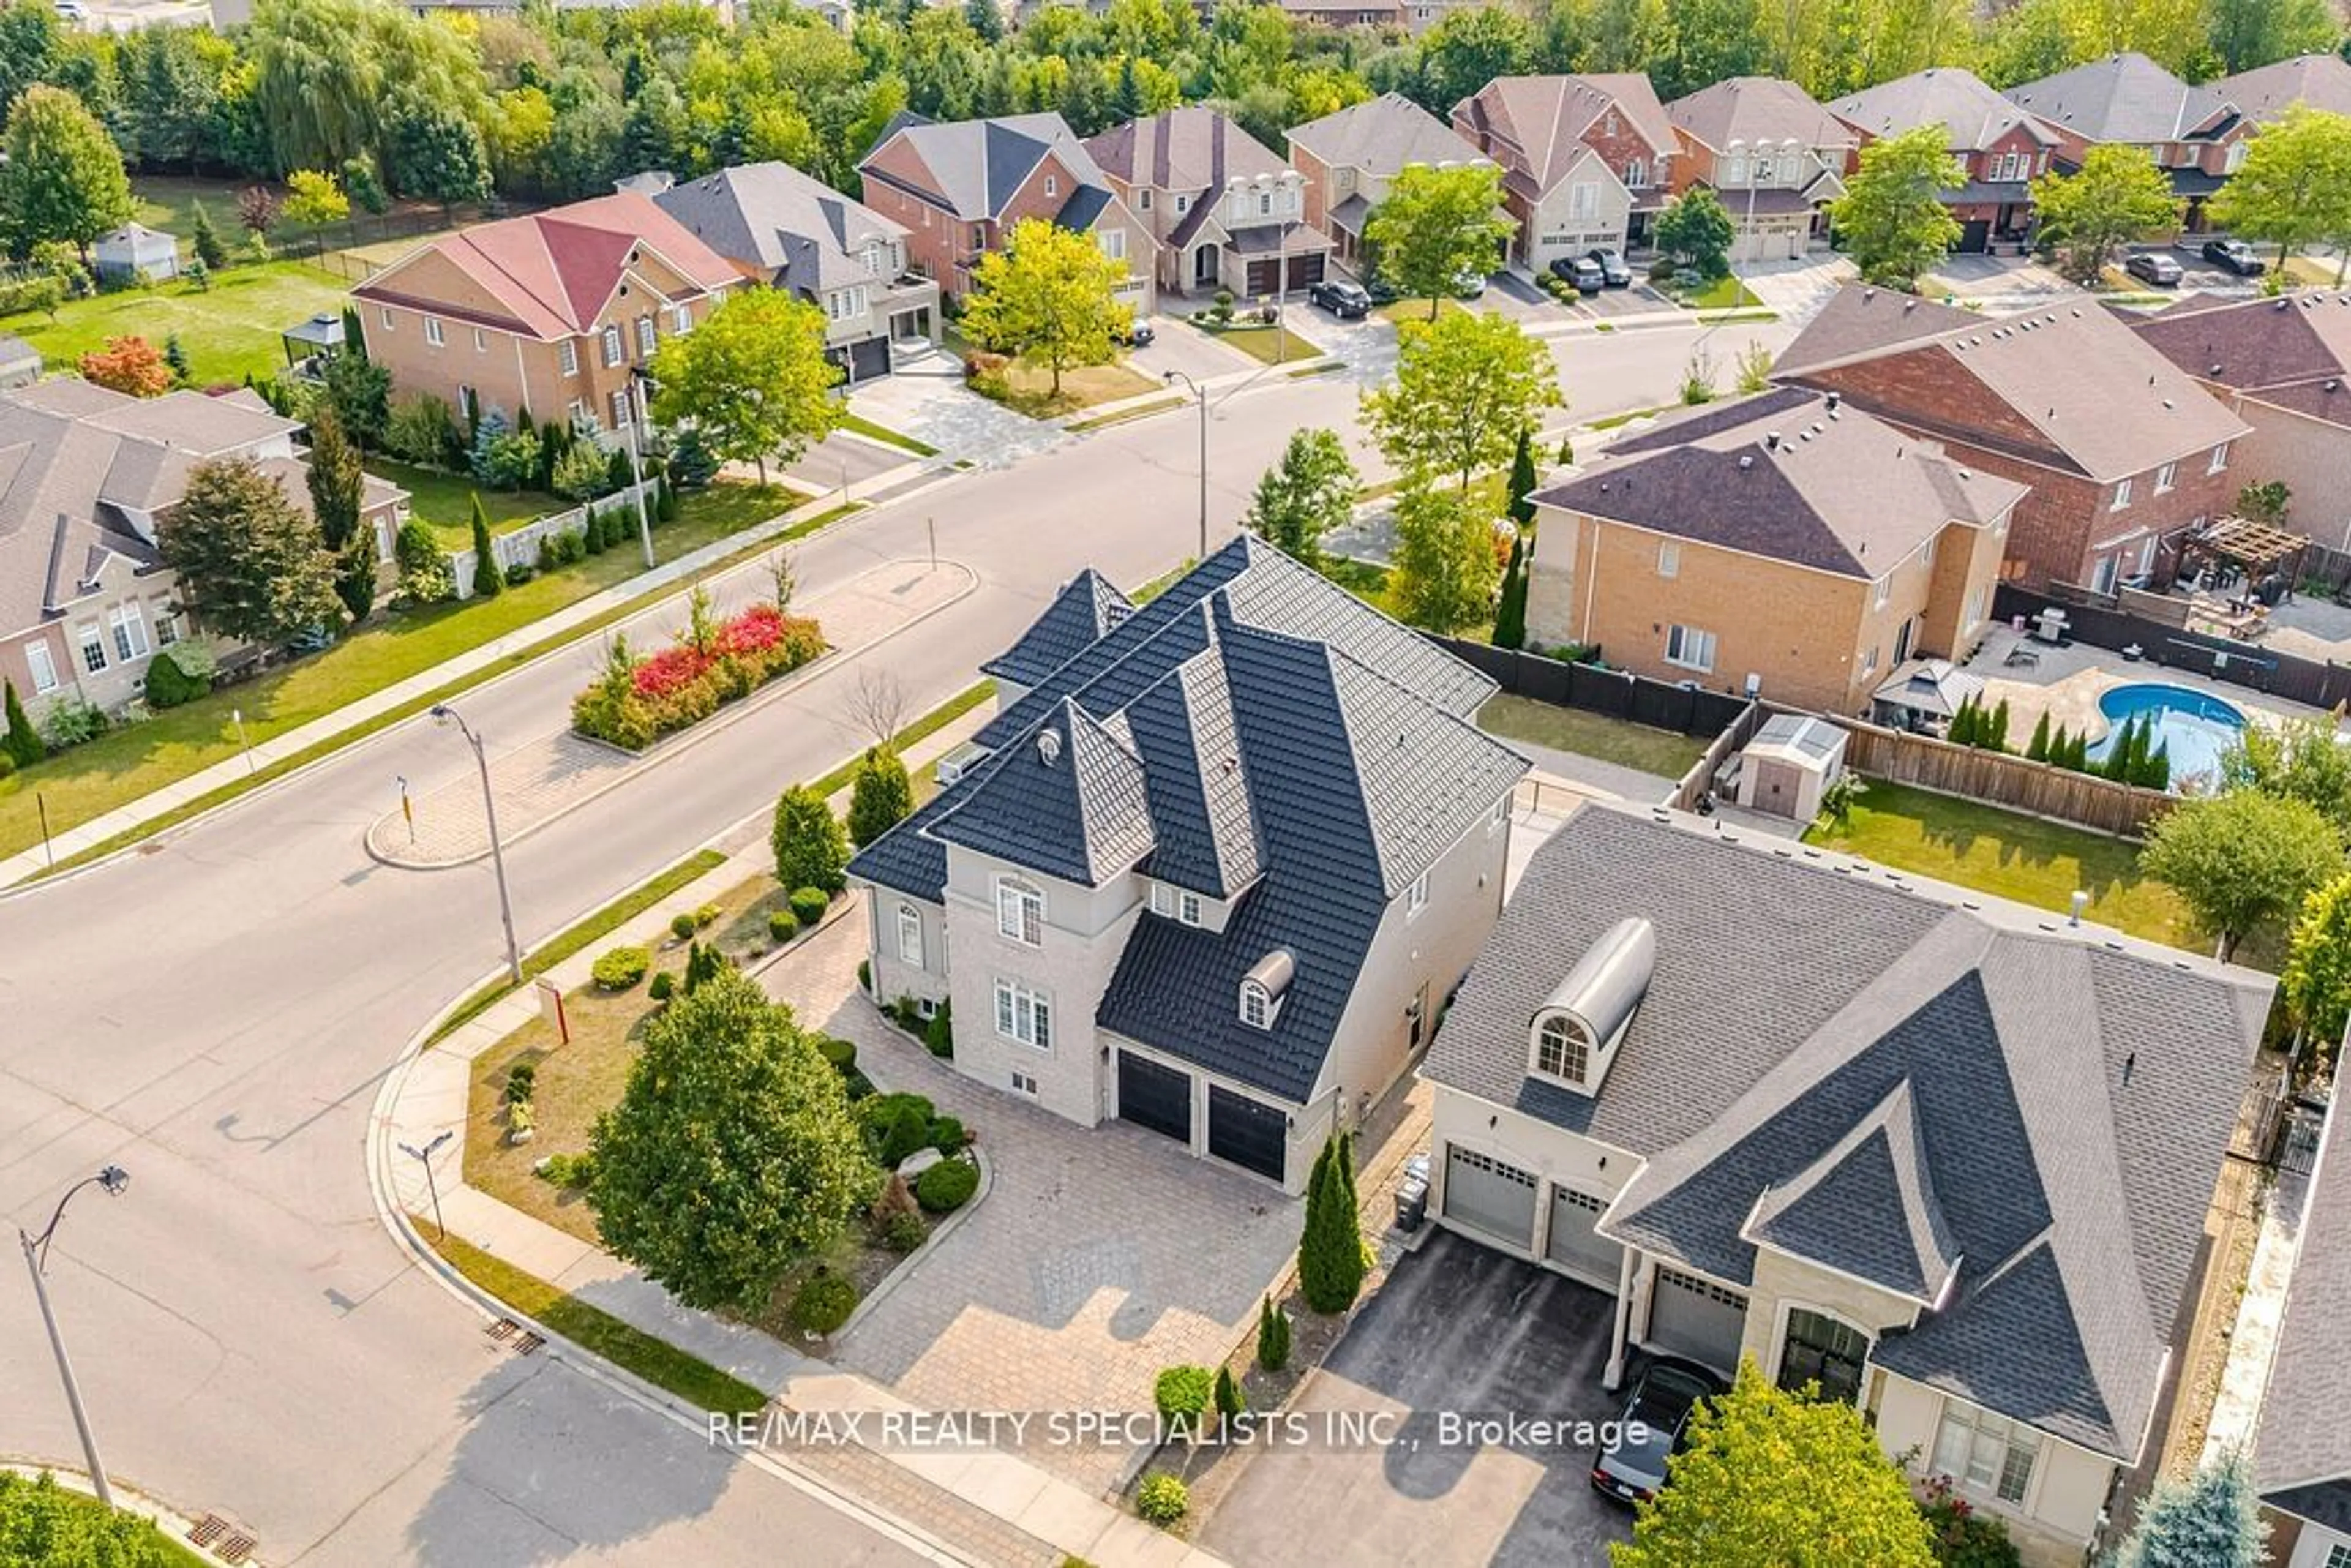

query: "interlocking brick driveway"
(759, 900), (1302, 1493)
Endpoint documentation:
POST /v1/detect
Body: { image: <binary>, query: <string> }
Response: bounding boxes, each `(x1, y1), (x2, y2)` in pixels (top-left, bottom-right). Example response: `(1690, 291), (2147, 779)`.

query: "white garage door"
(1545, 1185), (1621, 1288)
(1648, 1267), (1747, 1375)
(1444, 1144), (1537, 1250)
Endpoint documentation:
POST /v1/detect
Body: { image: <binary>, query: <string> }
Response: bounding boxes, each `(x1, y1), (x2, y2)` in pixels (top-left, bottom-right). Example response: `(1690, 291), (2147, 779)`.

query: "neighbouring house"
(1422, 802), (2272, 1567)
(2213, 51), (2351, 126)
(857, 111), (1155, 313)
(1450, 74), (1678, 268)
(1523, 386), (2022, 713)
(92, 222), (179, 284)
(1664, 77), (1854, 263)
(848, 536), (1528, 1191)
(2003, 53), (2249, 232)
(649, 162), (942, 385)
(1827, 67), (2062, 253)
(0, 332), (40, 388)
(1773, 283), (2250, 591)
(351, 191), (744, 435)
(1084, 107), (1332, 299)
(2255, 1095), (2350, 1568)
(2131, 291), (2351, 553)
(0, 381), (407, 719)
(1286, 92), (1491, 270)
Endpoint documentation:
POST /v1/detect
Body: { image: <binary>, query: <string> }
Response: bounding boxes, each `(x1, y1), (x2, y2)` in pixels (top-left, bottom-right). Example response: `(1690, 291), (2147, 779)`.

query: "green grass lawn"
(0, 482), (788, 863)
(372, 459), (561, 546)
(1477, 692), (1712, 779)
(1679, 275), (1764, 310)
(0, 259), (350, 388)
(1374, 297), (1472, 326)
(0, 1474), (212, 1567)
(835, 411), (937, 457)
(1192, 319), (1322, 366)
(1804, 778), (2198, 950)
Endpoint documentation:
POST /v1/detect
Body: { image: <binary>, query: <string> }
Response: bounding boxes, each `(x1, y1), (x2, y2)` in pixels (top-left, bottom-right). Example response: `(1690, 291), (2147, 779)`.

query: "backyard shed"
(1736, 713), (1847, 822)
(93, 223), (179, 283)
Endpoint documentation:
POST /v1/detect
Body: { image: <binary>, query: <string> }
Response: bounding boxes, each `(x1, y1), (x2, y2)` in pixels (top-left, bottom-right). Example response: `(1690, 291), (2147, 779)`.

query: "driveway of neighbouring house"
(846, 356), (1070, 469)
(757, 902), (1302, 1495)
(1199, 1230), (1636, 1568)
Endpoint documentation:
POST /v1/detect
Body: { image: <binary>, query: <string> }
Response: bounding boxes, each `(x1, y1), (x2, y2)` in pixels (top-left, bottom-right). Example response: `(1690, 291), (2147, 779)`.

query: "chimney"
(1765, 431), (1781, 450)
(1825, 391), (1840, 412)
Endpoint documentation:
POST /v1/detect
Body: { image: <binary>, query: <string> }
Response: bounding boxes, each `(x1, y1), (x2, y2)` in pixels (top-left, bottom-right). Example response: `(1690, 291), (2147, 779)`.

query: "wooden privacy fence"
(1837, 719), (2172, 838)
(1674, 699), (1767, 811)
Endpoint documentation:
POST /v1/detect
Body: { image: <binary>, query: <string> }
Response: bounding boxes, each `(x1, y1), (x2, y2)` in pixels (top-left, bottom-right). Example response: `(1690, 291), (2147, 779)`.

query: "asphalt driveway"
(1201, 1230), (1637, 1567)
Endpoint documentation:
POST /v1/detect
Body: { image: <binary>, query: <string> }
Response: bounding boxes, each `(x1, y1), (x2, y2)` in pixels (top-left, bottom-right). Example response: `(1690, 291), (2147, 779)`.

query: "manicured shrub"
(789, 1268), (858, 1334)
(692, 902), (721, 929)
(862, 1092), (938, 1168)
(670, 912), (698, 940)
(143, 644), (210, 708)
(591, 946), (650, 990)
(537, 1151), (596, 1188)
(769, 909), (800, 943)
(1137, 1473), (1188, 1528)
(1257, 1295), (1291, 1371)
(928, 1114), (967, 1155)
(1299, 1132), (1366, 1314)
(1214, 1365), (1246, 1425)
(503, 561), (534, 587)
(924, 1002), (954, 1059)
(789, 885), (831, 926)
(648, 970), (676, 1002)
(816, 1035), (857, 1071)
(1153, 1365), (1214, 1438)
(571, 606), (825, 749)
(2, 680), (41, 768)
(505, 1100), (535, 1143)
(915, 1157), (978, 1213)
(771, 787), (849, 893)
(503, 1061), (536, 1105)
(879, 1208), (928, 1252)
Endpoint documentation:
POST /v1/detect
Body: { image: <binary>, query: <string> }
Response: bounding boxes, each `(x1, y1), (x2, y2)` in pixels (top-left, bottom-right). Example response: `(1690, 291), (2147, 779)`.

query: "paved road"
(0, 317), (1782, 1564)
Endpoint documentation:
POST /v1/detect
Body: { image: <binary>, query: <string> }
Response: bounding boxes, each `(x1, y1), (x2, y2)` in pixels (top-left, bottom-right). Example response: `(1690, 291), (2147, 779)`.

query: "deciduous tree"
(282, 167), (349, 227)
(647, 287), (841, 486)
(1244, 427), (1358, 565)
(0, 83), (132, 259)
(960, 216), (1130, 399)
(1612, 1360), (1938, 1568)
(1390, 479), (1502, 633)
(2031, 144), (2179, 283)
(78, 336), (172, 397)
(2141, 789), (2343, 959)
(1655, 186), (1736, 279)
(2220, 716), (2351, 835)
(1362, 309), (1561, 493)
(590, 967), (880, 1313)
(2282, 871), (2351, 1063)
(2211, 105), (2351, 276)
(1362, 161), (1513, 318)
(1831, 122), (1965, 290)
(157, 457), (343, 647)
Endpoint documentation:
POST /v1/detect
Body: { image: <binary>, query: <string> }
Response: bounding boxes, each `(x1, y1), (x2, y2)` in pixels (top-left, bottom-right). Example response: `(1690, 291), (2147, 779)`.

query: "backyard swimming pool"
(2090, 683), (2246, 787)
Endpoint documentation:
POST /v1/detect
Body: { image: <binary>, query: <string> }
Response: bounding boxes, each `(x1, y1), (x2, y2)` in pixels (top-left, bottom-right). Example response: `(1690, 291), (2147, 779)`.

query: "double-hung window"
(994, 978), (1051, 1048)
(2111, 478), (2132, 511)
(996, 876), (1043, 946)
(1657, 542), (1679, 579)
(2155, 460), (2177, 493)
(1407, 873), (1429, 918)
(25, 639), (59, 694)
(108, 602), (149, 663)
(670, 304), (694, 334)
(602, 324), (624, 368)
(77, 623), (106, 675)
(636, 316), (656, 358)
(423, 317), (446, 347)
(2210, 441), (2231, 473)
(1932, 1405), (2036, 1506)
(895, 903), (923, 967)
(560, 340), (579, 377)
(1665, 624), (1717, 673)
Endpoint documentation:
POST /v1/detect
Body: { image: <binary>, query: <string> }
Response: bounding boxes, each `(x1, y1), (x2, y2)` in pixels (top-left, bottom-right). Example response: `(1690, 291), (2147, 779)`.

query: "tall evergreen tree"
(334, 519), (379, 624)
(1298, 1132), (1366, 1313)
(469, 493), (500, 598)
(190, 201), (227, 269)
(3, 678), (41, 768)
(305, 402), (366, 551)
(2026, 710), (2051, 762)
(1506, 424), (1538, 527)
(1492, 532), (1529, 649)
(2113, 1449), (2267, 1568)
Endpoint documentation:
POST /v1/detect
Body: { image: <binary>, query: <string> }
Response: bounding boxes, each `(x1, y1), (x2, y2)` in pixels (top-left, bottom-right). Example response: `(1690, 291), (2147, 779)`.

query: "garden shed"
(1734, 713), (1847, 822)
(93, 223), (179, 283)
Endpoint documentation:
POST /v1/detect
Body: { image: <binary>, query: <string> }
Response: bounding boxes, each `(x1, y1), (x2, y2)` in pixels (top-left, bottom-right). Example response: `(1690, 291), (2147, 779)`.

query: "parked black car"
(1308, 279), (1373, 318)
(2125, 252), (2183, 287)
(1365, 272), (1401, 305)
(1551, 255), (1605, 295)
(1113, 320), (1156, 347)
(1588, 249), (1633, 288)
(2202, 238), (2266, 276)
(1591, 1358), (1723, 1506)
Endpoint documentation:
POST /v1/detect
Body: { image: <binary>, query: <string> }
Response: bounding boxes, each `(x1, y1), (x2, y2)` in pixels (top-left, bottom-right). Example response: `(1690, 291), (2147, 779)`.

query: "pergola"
(2178, 514), (2311, 593)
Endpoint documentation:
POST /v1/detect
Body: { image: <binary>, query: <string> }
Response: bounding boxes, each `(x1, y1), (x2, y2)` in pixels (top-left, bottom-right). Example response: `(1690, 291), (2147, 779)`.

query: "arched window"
(1535, 1015), (1591, 1085)
(896, 903), (923, 967)
(996, 876), (1043, 945)
(1241, 980), (1272, 1029)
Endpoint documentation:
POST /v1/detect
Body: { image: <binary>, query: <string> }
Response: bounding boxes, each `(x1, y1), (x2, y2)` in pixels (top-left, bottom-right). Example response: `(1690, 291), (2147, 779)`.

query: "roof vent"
(2069, 889), (2089, 926)
(1765, 430), (1781, 449)
(1826, 391), (1841, 411)
(2329, 379), (2342, 393)
(1037, 729), (1063, 767)
(2276, 297), (2292, 310)
(1739, 454), (1754, 469)
(2210, 363), (2224, 376)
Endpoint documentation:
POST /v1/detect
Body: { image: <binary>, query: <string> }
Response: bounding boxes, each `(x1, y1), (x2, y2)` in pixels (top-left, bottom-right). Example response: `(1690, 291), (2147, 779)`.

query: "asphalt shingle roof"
(653, 162), (908, 297)
(1423, 805), (2270, 1460)
(1744, 1081), (1960, 1304)
(2255, 1096), (2351, 1530)
(1829, 67), (2060, 153)
(1667, 76), (1853, 156)
(860, 113), (1118, 224)
(2132, 291), (2351, 433)
(2214, 51), (2351, 124)
(2004, 53), (2238, 146)
(1286, 92), (1488, 178)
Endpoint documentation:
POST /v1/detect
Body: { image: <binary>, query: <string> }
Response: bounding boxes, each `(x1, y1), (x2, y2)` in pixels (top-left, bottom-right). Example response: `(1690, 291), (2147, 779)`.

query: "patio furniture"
(2003, 644), (2041, 669)
(2031, 607), (2071, 645)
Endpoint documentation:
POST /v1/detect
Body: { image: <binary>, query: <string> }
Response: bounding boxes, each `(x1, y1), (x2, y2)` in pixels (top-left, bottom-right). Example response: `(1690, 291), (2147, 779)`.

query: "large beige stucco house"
(847, 538), (1528, 1192)
(1422, 804), (2271, 1566)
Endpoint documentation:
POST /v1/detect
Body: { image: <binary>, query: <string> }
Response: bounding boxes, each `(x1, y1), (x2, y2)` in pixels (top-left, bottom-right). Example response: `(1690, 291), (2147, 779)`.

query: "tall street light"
(20, 1165), (130, 1509)
(624, 371), (657, 571)
(399, 1131), (454, 1241)
(431, 703), (522, 986)
(1164, 369), (1208, 560)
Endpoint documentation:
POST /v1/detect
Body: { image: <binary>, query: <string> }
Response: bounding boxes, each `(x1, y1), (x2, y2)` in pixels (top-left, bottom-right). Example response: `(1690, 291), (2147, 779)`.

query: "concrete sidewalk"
(0, 459), (939, 891)
(378, 709), (1229, 1568)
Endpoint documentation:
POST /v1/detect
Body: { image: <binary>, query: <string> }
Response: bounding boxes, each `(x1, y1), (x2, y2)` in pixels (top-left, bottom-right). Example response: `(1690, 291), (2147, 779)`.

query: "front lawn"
(0, 260), (351, 388)
(0, 1473), (211, 1567)
(1804, 778), (2195, 949)
(1678, 274), (1764, 310)
(1192, 319), (1322, 365)
(0, 481), (788, 861)
(1477, 692), (1712, 779)
(371, 459), (563, 547)
(1374, 297), (1472, 326)
(836, 411), (937, 457)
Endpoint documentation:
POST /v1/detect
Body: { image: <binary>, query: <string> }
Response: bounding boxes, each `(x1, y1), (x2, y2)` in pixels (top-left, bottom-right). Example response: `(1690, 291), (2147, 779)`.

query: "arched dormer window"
(1240, 948), (1294, 1030)
(1242, 980), (1273, 1029)
(1534, 1013), (1592, 1086)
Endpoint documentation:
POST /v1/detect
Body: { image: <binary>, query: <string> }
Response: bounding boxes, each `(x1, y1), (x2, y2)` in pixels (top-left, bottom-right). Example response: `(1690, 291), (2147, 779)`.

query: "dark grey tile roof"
(1123, 650), (1263, 899)
(1425, 805), (2271, 1460)
(1744, 1082), (1959, 1304)
(928, 698), (1155, 888)
(2257, 1097), (2351, 1525)
(980, 568), (1133, 688)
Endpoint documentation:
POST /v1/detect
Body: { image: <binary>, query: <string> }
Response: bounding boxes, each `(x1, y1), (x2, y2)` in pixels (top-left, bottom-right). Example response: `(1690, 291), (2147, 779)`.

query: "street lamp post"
(20, 1165), (130, 1509)
(1164, 370), (1208, 560)
(624, 373), (656, 571)
(430, 703), (522, 986)
(399, 1131), (454, 1240)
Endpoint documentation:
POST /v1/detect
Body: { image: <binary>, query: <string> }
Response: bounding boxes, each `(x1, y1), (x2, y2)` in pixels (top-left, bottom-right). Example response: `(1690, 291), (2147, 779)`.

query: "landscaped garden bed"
(570, 591), (825, 749)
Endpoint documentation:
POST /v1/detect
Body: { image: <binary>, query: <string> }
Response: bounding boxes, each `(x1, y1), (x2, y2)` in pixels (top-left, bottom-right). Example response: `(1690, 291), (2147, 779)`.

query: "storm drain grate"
(187, 1517), (228, 1548)
(216, 1530), (257, 1564)
(486, 1317), (522, 1341)
(486, 1316), (546, 1355)
(512, 1330), (546, 1355)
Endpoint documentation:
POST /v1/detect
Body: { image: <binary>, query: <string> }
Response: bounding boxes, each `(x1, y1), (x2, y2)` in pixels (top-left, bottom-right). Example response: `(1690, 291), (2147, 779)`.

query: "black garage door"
(1956, 218), (1991, 253)
(1284, 253), (1325, 290)
(1119, 1051), (1191, 1144)
(1245, 258), (1280, 297)
(845, 336), (891, 383)
(1207, 1086), (1287, 1180)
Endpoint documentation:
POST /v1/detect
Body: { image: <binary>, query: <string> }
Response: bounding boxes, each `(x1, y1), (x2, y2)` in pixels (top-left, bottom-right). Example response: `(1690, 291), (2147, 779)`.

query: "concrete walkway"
(364, 560), (975, 868)
(0, 462), (938, 890)
(377, 707), (1230, 1568)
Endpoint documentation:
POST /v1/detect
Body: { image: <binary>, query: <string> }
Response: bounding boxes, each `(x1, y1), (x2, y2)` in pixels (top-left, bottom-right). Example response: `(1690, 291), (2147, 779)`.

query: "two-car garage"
(1116, 1048), (1291, 1184)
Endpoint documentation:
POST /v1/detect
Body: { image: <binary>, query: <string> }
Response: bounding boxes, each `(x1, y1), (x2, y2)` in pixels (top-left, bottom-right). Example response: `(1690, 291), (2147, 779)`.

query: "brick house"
(1524, 387), (2022, 713)
(1664, 77), (1855, 263)
(2004, 53), (2249, 231)
(1828, 68), (2063, 253)
(1424, 802), (2271, 1567)
(1286, 92), (1491, 269)
(353, 192), (742, 435)
(2214, 51), (2351, 125)
(0, 381), (406, 721)
(857, 111), (1155, 313)
(1774, 285), (2249, 591)
(2132, 292), (2351, 552)
(847, 537), (1526, 1192)
(1451, 75), (1678, 266)
(1084, 107), (1331, 299)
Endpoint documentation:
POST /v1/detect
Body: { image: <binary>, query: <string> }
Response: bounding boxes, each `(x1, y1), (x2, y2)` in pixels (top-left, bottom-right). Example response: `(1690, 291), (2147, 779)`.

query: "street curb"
(0, 1458), (266, 1567)
(360, 559), (979, 871)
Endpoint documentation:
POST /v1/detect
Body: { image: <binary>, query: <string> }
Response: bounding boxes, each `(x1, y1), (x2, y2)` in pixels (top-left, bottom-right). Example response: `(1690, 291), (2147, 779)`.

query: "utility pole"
(431, 703), (523, 985)
(624, 374), (656, 571)
(21, 1165), (129, 1510)
(1164, 370), (1207, 560)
